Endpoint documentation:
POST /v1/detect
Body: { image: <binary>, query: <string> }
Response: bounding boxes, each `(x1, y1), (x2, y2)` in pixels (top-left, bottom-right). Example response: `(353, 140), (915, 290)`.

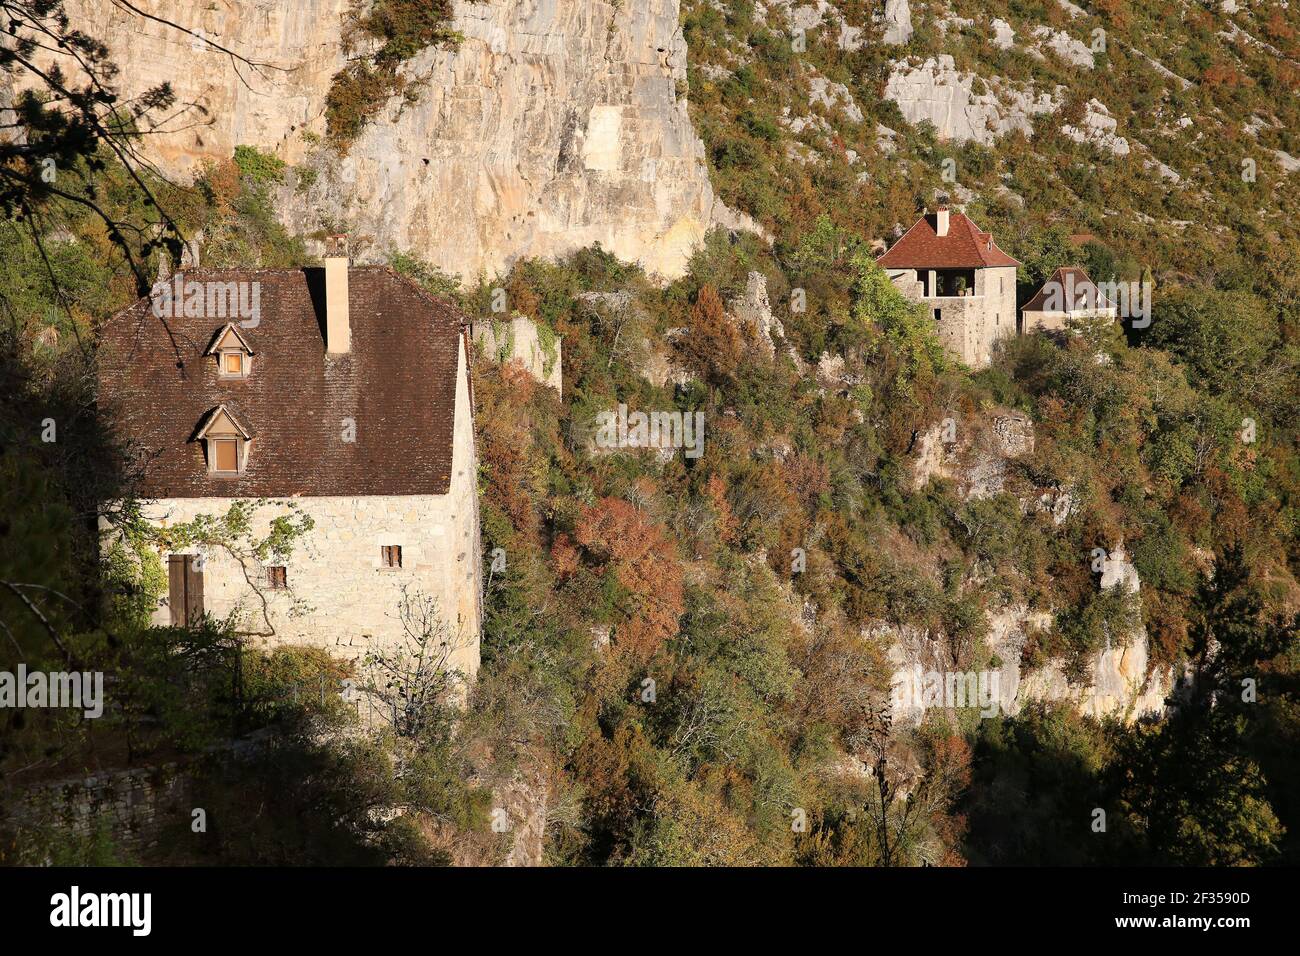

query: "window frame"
(220, 350), (246, 377)
(380, 545), (403, 570)
(266, 566), (287, 590)
(211, 437), (240, 474)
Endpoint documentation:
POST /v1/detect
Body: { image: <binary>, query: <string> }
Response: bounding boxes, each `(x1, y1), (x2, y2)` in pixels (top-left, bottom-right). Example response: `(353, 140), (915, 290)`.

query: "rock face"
(1062, 99), (1130, 156)
(758, 1), (866, 51)
(897, 420), (1173, 724)
(495, 754), (551, 867)
(884, 56), (1057, 146)
(1032, 26), (1095, 69)
(473, 316), (563, 392)
(52, 0), (750, 280)
(991, 18), (1016, 50)
(808, 75), (864, 124)
(886, 557), (1172, 726)
(42, 0), (349, 172)
(910, 408), (1034, 499)
(880, 0), (914, 46)
(1013, 547), (1170, 720)
(728, 272), (785, 358)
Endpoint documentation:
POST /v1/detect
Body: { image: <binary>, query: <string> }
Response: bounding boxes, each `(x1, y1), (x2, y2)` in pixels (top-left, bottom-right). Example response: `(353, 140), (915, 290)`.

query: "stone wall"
(137, 338), (482, 678)
(1023, 306), (1118, 334)
(888, 264), (1016, 368)
(973, 265), (1018, 365)
(6, 763), (191, 858)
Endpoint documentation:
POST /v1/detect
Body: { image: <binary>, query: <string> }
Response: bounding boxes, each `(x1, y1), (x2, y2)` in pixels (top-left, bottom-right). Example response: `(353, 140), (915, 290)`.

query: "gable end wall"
(125, 337), (483, 680)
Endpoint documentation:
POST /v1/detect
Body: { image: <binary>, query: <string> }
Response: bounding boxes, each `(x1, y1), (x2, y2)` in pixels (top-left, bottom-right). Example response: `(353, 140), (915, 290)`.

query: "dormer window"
(195, 404), (253, 477)
(206, 324), (254, 379)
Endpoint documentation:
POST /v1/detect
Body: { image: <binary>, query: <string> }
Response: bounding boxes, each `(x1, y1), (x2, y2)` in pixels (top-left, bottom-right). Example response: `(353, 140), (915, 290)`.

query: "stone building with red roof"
(877, 203), (1020, 367)
(97, 240), (482, 679)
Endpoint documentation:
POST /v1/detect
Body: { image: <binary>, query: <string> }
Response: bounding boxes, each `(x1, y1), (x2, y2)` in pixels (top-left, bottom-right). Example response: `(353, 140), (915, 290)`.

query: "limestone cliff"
(53, 0), (751, 280)
(896, 411), (1173, 723)
(884, 586), (1171, 726)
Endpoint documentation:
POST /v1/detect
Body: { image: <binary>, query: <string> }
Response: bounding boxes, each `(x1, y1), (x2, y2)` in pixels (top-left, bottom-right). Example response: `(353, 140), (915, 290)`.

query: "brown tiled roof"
(1022, 266), (1114, 312)
(877, 211), (1021, 269)
(97, 266), (467, 498)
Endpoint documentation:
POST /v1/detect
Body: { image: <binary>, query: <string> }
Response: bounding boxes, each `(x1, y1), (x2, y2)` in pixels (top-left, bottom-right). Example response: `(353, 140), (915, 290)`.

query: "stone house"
(1020, 266), (1117, 333)
(878, 204), (1020, 367)
(97, 243), (482, 679)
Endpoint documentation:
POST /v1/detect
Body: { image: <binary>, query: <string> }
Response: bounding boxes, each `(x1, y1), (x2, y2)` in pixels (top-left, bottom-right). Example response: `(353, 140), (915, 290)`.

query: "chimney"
(324, 234), (350, 355)
(936, 202), (950, 237)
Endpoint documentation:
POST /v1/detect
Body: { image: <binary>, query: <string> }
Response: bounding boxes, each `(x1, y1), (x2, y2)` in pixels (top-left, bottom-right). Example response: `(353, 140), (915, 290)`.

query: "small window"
(209, 325), (254, 378)
(213, 438), (239, 473)
(381, 545), (402, 569)
(267, 566), (287, 589)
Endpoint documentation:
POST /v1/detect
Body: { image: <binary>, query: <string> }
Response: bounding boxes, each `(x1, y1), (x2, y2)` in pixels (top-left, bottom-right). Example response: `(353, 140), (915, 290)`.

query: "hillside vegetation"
(1, 0), (1298, 866)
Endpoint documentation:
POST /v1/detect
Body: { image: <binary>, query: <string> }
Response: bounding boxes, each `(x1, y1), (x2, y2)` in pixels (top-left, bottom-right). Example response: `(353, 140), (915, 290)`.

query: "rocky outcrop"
(1032, 26), (1095, 69)
(910, 408), (1034, 499)
(991, 18), (1016, 50)
(1014, 547), (1170, 720)
(895, 410), (1173, 726)
(474, 316), (562, 392)
(884, 56), (1057, 146)
(1062, 99), (1130, 156)
(886, 548), (1172, 726)
(51, 0), (752, 281)
(880, 0), (914, 46)
(815, 351), (862, 391)
(495, 755), (551, 867)
(760, 1), (868, 50)
(727, 272), (785, 358)
(807, 74), (864, 124)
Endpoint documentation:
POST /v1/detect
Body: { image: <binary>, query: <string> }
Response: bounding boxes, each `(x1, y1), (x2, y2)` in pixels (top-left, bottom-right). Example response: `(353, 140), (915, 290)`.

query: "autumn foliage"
(677, 284), (743, 385)
(573, 497), (685, 660)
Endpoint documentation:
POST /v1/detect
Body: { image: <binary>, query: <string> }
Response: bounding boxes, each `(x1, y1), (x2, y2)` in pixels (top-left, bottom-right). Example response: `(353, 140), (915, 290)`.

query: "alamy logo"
(0, 665), (103, 718)
(151, 275), (262, 328)
(892, 667), (1002, 719)
(50, 887), (151, 936)
(1039, 275), (1152, 329)
(595, 403), (705, 459)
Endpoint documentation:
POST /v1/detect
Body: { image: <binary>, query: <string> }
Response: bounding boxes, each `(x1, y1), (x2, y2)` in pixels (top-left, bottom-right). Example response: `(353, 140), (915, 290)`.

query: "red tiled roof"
(877, 211), (1021, 269)
(97, 266), (467, 498)
(1022, 266), (1114, 312)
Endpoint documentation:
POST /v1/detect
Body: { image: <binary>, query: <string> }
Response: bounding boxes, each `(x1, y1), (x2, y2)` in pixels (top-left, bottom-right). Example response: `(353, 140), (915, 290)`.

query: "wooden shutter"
(214, 438), (238, 472)
(168, 555), (205, 625)
(168, 555), (186, 626)
(185, 556), (204, 624)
